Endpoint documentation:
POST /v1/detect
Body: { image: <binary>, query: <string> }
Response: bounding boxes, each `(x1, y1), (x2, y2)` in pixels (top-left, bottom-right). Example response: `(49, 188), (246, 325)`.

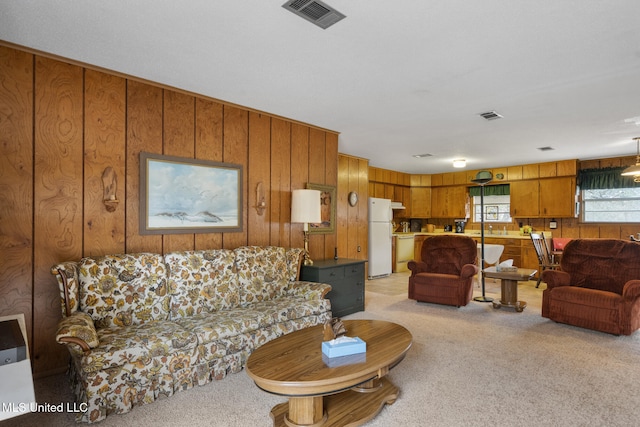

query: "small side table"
(301, 258), (365, 318)
(0, 314), (36, 421)
(483, 268), (537, 312)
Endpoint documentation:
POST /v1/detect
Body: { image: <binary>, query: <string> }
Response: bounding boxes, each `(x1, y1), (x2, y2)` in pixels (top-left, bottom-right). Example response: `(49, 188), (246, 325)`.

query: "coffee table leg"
(283, 396), (326, 427)
(270, 379), (400, 427)
(492, 279), (526, 312)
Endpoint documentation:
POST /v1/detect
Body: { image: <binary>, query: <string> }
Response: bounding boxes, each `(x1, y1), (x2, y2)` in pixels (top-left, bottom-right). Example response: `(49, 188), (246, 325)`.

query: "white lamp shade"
(291, 189), (321, 223)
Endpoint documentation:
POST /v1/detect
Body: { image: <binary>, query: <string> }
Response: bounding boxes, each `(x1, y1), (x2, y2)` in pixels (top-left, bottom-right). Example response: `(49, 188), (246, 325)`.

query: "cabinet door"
(430, 187), (448, 217)
(510, 180), (539, 217)
(446, 186), (467, 218)
(539, 177), (576, 218)
(410, 187), (431, 218)
(431, 186), (466, 218)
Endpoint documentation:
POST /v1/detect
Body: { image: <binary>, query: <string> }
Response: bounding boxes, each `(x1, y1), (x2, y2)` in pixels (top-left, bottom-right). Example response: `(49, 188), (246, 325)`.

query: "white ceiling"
(2, 1), (640, 174)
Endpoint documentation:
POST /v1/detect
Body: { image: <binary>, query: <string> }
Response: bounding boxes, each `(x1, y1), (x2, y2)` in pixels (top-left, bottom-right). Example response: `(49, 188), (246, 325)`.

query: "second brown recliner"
(408, 235), (479, 307)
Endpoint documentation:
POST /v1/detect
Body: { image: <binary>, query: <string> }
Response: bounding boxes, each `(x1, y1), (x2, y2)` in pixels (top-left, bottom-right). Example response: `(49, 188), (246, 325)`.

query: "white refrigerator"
(368, 197), (392, 279)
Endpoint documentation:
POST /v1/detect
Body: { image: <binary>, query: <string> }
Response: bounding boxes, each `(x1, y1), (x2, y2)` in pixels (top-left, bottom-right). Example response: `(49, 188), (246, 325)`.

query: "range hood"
(390, 202), (406, 210)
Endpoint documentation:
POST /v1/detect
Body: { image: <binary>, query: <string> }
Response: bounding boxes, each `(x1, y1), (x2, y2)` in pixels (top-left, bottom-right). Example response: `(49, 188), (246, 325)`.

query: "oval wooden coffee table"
(246, 319), (412, 427)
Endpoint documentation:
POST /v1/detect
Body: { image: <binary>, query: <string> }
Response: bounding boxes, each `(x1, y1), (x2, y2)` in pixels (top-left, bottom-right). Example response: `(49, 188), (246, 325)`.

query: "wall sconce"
(291, 189), (321, 265)
(255, 182), (266, 216)
(102, 167), (118, 212)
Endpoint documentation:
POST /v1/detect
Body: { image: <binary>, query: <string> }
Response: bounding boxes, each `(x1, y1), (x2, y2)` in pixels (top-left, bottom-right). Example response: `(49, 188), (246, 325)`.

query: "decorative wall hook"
(102, 167), (119, 212)
(255, 182), (266, 216)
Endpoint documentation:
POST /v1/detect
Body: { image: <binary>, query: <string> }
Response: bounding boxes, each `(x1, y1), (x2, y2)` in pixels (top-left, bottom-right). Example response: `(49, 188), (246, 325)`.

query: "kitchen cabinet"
(510, 180), (539, 217)
(510, 177), (576, 218)
(481, 237), (522, 268)
(431, 186), (466, 218)
(410, 187), (431, 218)
(301, 259), (365, 318)
(414, 235), (428, 260)
(539, 177), (576, 218)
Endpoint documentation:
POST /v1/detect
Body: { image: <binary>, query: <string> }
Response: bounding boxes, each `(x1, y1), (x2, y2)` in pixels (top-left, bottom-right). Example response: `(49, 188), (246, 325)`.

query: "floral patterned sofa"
(51, 246), (332, 423)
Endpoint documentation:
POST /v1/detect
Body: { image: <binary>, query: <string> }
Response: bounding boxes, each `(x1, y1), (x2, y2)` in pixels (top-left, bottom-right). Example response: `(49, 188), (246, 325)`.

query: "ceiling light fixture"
(453, 159), (466, 168)
(621, 137), (640, 182)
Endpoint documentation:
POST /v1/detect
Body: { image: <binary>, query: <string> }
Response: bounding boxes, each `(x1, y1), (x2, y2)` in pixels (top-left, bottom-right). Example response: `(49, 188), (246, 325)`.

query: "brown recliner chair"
(542, 239), (640, 335)
(408, 235), (479, 307)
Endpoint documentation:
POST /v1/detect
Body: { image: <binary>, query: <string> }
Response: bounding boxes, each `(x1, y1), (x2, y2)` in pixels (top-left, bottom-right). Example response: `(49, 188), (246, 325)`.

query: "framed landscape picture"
(139, 152), (243, 234)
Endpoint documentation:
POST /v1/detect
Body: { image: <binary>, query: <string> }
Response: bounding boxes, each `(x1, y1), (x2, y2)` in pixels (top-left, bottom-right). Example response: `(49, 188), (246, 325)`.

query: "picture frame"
(485, 205), (499, 221)
(306, 183), (336, 234)
(139, 152), (243, 234)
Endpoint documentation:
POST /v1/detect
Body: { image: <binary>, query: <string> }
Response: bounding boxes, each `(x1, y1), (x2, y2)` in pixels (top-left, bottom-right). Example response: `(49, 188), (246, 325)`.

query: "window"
(473, 195), (512, 223)
(581, 188), (640, 223)
(578, 166), (640, 223)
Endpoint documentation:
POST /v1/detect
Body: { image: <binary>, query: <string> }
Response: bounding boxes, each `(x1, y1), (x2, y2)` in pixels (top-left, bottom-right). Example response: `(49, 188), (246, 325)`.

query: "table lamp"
(291, 189), (321, 265)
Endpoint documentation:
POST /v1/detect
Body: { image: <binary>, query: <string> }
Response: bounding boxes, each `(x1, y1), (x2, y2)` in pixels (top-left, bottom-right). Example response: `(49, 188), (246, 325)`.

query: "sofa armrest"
(407, 260), (428, 276)
(542, 270), (571, 290)
(56, 311), (99, 355)
(287, 281), (332, 300)
(51, 261), (81, 317)
(622, 280), (640, 299)
(461, 264), (479, 279)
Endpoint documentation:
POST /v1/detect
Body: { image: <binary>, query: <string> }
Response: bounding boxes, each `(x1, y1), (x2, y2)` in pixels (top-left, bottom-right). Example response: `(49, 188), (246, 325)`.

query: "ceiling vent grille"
(282, 0), (346, 29)
(479, 111), (503, 121)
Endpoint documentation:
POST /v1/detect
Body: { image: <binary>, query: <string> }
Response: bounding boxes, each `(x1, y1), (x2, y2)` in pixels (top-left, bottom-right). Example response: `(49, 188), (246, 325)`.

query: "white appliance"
(395, 234), (415, 273)
(368, 197), (392, 279)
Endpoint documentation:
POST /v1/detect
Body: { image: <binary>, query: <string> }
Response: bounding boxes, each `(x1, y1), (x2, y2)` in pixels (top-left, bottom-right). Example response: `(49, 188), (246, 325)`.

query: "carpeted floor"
(5, 273), (640, 426)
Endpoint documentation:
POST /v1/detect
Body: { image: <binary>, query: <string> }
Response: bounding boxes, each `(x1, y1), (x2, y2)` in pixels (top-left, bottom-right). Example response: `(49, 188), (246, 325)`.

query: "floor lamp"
(471, 171), (494, 303)
(291, 189), (321, 266)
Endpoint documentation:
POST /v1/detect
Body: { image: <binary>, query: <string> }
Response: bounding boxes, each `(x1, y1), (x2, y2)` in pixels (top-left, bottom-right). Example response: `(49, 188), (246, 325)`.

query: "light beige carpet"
(5, 273), (640, 427)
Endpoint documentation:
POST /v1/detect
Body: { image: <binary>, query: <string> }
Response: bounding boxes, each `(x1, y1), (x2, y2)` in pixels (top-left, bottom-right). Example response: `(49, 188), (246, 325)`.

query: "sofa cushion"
(548, 286), (622, 309)
(79, 320), (198, 373)
(234, 246), (291, 305)
(173, 307), (273, 346)
(248, 298), (333, 324)
(78, 253), (170, 328)
(164, 250), (239, 319)
(174, 298), (331, 357)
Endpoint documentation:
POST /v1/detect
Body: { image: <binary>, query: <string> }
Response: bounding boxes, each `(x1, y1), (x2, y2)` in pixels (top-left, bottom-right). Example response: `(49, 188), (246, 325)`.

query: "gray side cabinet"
(301, 258), (366, 318)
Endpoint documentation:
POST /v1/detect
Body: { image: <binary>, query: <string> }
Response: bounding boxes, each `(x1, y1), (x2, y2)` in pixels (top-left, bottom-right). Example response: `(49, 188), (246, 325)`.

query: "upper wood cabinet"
(431, 186), (466, 218)
(539, 177), (576, 218)
(510, 180), (540, 217)
(410, 187), (431, 218)
(510, 176), (576, 218)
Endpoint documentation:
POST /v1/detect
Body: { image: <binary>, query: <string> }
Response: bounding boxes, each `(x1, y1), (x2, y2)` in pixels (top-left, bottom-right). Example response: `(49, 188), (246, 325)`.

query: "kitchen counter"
(393, 231), (549, 240)
(404, 231), (546, 272)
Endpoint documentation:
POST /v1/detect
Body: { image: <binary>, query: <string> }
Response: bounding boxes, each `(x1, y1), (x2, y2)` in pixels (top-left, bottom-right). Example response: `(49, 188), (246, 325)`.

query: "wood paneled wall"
(337, 154), (369, 261)
(0, 45), (339, 377)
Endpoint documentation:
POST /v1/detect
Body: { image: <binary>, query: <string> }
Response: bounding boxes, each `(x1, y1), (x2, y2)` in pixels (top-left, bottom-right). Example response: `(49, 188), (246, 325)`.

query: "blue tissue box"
(321, 337), (366, 358)
(322, 352), (366, 368)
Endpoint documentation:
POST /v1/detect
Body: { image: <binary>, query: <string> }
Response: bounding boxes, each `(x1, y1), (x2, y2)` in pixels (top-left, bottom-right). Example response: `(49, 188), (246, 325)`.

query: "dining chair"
(530, 232), (560, 288)
(551, 237), (572, 263)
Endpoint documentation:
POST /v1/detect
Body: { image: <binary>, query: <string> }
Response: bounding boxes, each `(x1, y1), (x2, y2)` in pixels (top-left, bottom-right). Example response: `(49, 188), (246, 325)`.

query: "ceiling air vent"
(479, 111), (503, 121)
(537, 146), (555, 151)
(282, 0), (346, 29)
